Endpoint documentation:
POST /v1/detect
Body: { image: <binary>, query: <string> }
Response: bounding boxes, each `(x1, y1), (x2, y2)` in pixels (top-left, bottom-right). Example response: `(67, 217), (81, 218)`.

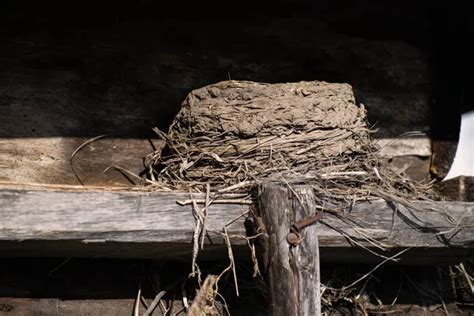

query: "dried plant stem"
(143, 291), (167, 316)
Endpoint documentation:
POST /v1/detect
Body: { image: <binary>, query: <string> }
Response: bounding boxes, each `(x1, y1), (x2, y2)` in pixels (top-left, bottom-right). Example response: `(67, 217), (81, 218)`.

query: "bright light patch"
(444, 111), (474, 180)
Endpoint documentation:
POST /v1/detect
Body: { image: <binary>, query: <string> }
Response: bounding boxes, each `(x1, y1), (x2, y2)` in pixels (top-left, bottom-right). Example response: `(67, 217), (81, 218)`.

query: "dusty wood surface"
(0, 137), (162, 186)
(1, 184), (473, 263)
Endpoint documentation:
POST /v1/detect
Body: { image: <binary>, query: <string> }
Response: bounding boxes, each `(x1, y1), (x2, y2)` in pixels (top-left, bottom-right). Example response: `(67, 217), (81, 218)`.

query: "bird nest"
(146, 80), (430, 205)
(144, 80), (435, 313)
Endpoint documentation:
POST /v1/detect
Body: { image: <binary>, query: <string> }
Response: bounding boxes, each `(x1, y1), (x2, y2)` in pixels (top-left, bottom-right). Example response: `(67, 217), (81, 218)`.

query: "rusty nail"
(287, 231), (301, 246)
(294, 212), (324, 231)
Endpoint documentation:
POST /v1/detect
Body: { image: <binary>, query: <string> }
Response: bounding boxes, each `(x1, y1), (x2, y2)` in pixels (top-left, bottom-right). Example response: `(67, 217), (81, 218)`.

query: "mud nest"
(147, 80), (431, 205)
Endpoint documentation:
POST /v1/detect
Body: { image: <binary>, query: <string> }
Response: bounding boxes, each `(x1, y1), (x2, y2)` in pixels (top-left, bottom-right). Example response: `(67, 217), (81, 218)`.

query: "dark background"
(1, 0), (472, 140)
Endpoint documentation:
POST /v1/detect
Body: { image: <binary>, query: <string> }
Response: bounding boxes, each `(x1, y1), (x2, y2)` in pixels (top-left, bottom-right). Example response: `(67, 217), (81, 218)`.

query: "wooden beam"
(0, 184), (473, 263)
(0, 298), (138, 316)
(375, 137), (431, 158)
(0, 184), (249, 261)
(0, 137), (161, 186)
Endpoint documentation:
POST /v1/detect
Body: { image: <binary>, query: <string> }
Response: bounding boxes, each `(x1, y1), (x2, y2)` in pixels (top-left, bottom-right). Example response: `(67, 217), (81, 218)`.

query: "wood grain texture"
(0, 185), (249, 261)
(0, 137), (161, 186)
(290, 186), (321, 315)
(258, 184), (298, 316)
(0, 298), (137, 316)
(0, 184), (473, 263)
(0, 186), (247, 243)
(317, 199), (474, 249)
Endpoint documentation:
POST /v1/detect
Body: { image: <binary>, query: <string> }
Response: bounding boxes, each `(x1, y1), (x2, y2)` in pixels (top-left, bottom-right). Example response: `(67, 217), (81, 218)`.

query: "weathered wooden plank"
(376, 137), (431, 158)
(374, 137), (432, 181)
(0, 298), (137, 316)
(0, 137), (162, 186)
(316, 199), (474, 249)
(0, 183), (251, 260)
(0, 184), (473, 263)
(290, 186), (322, 315)
(0, 185), (248, 244)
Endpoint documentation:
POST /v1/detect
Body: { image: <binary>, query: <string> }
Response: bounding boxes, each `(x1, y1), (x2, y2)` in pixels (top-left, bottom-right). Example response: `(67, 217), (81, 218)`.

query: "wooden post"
(258, 184), (321, 316)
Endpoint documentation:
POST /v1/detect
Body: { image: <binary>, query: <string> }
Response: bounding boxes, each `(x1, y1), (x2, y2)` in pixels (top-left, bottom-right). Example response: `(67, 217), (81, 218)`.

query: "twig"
(177, 199), (252, 206)
(248, 238), (262, 278)
(99, 164), (153, 185)
(390, 271), (403, 307)
(200, 184), (210, 250)
(403, 271), (449, 314)
(320, 171), (368, 178)
(190, 192), (203, 280)
(133, 283), (142, 316)
(323, 248), (411, 291)
(140, 296), (149, 310)
(69, 134), (111, 185)
(161, 300), (171, 316)
(320, 220), (397, 261)
(182, 281), (189, 311)
(457, 263), (474, 295)
(47, 257), (71, 276)
(217, 180), (256, 193)
(143, 290), (167, 316)
(222, 227), (239, 297)
(225, 210), (250, 227)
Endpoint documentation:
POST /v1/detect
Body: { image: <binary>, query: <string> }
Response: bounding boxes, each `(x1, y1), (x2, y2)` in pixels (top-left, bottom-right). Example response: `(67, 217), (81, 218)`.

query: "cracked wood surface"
(0, 184), (473, 263)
